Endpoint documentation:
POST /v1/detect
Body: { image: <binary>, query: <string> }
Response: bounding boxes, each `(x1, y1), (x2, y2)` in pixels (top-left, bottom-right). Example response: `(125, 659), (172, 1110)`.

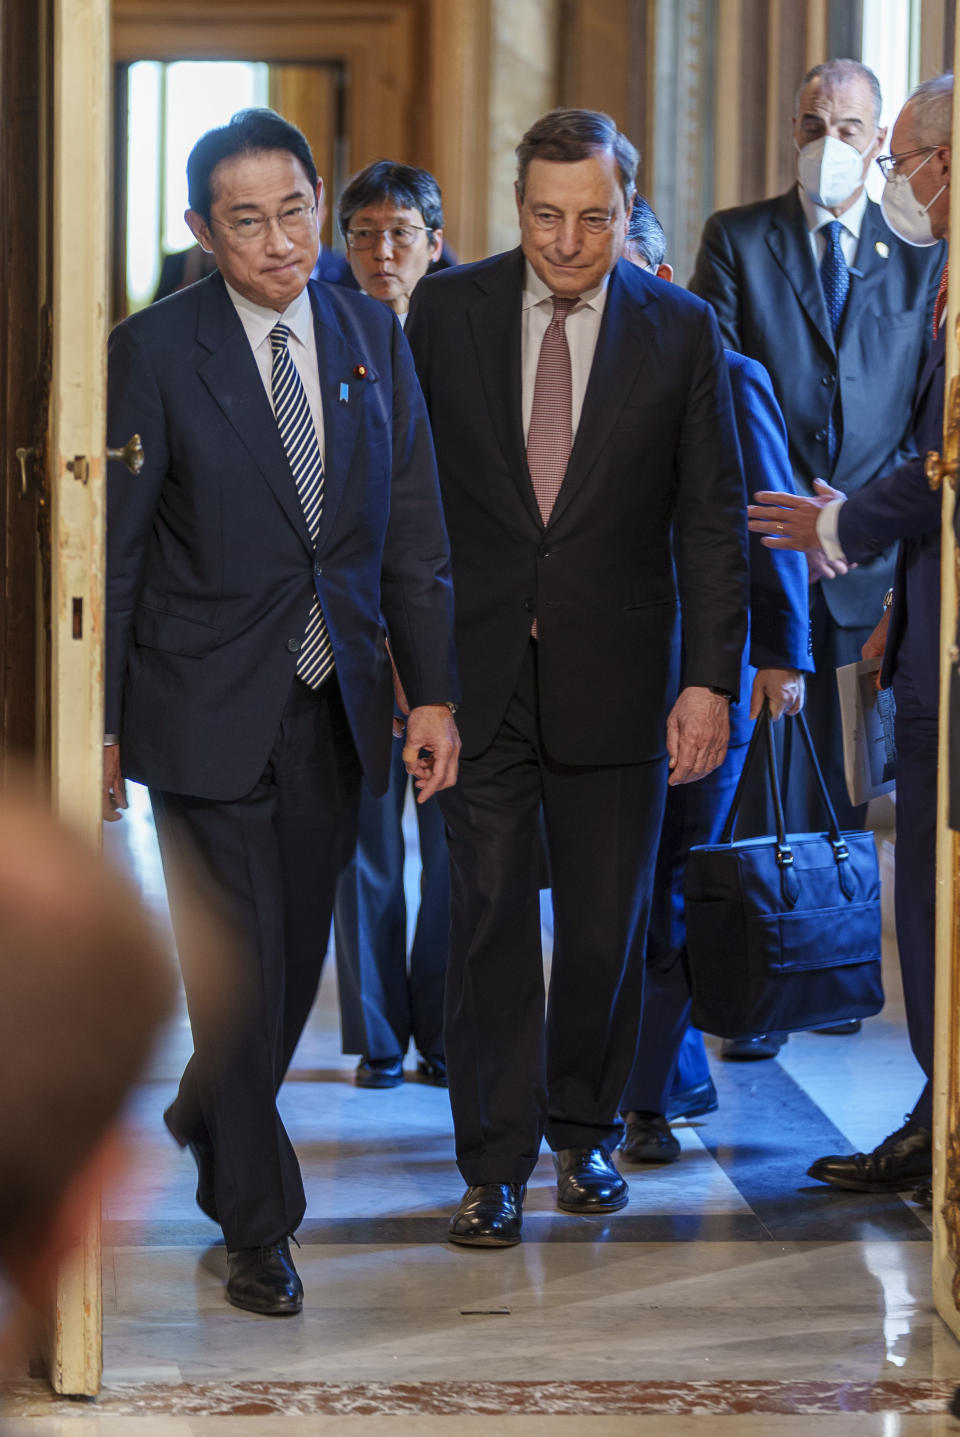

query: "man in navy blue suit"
(407, 109), (748, 1247)
(103, 109), (460, 1312)
(617, 199), (812, 1163)
(749, 74), (952, 1196)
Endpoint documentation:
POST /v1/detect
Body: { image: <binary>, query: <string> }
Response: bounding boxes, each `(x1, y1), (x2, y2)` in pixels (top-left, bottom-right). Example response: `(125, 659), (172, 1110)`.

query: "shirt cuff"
(815, 497), (847, 561)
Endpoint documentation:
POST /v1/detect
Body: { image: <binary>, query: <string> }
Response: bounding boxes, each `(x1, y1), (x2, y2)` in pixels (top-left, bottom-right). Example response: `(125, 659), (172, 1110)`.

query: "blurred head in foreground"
(0, 787), (173, 1353)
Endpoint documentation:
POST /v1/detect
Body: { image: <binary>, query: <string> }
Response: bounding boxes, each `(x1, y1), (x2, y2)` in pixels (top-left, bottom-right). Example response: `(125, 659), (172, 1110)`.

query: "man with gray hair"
(407, 108), (748, 1245)
(691, 57), (943, 1060)
(749, 72), (952, 1197)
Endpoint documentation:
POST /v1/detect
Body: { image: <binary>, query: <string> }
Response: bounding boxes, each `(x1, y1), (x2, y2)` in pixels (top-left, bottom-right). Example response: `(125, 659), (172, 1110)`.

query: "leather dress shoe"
(553, 1147), (629, 1213)
(620, 1112), (680, 1164)
(912, 1178), (933, 1210)
(448, 1183), (525, 1247)
(813, 1019), (862, 1035)
(226, 1238), (303, 1315)
(807, 1118), (932, 1193)
(721, 1033), (785, 1060)
(665, 1077), (719, 1121)
(355, 1055), (404, 1088)
(416, 1054), (448, 1087)
(163, 1107), (218, 1223)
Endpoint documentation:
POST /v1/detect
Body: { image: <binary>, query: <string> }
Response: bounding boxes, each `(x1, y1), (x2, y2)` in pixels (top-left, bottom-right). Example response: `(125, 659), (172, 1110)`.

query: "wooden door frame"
(111, 0), (490, 260)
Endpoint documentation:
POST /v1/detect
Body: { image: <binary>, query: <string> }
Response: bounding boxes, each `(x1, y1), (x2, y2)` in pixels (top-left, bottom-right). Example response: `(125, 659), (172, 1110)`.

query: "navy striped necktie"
(270, 322), (334, 690)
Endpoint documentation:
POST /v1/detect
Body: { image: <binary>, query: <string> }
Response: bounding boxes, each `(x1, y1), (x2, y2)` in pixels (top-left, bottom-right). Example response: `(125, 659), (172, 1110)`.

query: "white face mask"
(796, 135), (867, 209)
(880, 150), (945, 247)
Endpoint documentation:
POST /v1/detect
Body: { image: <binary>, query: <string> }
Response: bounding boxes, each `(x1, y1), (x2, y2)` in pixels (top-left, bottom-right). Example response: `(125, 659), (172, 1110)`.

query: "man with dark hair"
(618, 198), (811, 1162)
(749, 74), (952, 1198)
(105, 107), (460, 1312)
(691, 57), (942, 1060)
(407, 108), (748, 1246)
(332, 160), (451, 1089)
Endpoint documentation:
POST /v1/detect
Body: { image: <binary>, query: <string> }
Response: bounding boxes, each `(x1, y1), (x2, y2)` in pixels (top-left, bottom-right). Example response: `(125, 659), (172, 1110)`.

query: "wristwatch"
(707, 686), (734, 703)
(882, 588), (894, 612)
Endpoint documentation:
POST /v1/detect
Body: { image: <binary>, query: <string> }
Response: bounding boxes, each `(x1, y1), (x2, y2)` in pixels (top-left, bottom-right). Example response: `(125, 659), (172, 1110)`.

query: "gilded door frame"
(932, 24), (960, 1345)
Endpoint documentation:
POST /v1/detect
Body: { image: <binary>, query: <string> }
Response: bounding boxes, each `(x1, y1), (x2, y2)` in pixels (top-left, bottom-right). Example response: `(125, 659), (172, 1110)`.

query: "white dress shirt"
(797, 183), (868, 271)
(521, 261), (609, 441)
(225, 281), (326, 466)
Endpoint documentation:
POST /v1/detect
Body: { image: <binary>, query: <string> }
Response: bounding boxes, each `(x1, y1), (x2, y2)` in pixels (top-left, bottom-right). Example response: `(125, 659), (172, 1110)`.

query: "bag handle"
(718, 700), (855, 903)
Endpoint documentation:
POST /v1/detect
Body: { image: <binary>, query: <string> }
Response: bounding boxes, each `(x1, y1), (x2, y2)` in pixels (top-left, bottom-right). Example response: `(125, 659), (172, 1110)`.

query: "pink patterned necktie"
(527, 296), (576, 525)
(934, 263), (949, 340)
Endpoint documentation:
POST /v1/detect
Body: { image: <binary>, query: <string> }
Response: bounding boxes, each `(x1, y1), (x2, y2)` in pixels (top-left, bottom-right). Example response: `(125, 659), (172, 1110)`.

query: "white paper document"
(836, 657), (897, 807)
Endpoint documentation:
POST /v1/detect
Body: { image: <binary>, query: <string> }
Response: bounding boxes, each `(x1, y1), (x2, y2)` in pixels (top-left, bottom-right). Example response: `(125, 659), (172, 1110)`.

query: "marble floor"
(4, 788), (960, 1433)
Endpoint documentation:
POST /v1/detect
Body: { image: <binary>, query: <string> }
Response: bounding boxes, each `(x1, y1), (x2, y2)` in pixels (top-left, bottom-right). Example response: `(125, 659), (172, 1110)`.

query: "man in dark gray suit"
(691, 57), (942, 1059)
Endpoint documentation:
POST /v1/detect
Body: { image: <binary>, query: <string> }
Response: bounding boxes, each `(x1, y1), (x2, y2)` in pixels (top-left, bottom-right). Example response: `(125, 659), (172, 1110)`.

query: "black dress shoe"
(163, 1107), (218, 1223)
(355, 1055), (404, 1088)
(912, 1178), (933, 1209)
(620, 1112), (680, 1164)
(226, 1238), (303, 1315)
(665, 1077), (719, 1121)
(416, 1054), (448, 1087)
(448, 1183), (525, 1247)
(553, 1147), (628, 1213)
(721, 1033), (785, 1060)
(807, 1118), (932, 1192)
(813, 1019), (862, 1035)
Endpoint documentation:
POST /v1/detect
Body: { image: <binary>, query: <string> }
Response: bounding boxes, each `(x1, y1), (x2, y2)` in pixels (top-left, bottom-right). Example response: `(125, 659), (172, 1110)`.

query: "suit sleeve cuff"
(816, 497), (847, 561)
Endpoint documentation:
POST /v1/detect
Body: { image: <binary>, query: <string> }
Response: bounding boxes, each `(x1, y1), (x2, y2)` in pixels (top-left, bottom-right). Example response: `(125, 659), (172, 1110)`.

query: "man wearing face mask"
(748, 73), (952, 1199)
(692, 59), (944, 1024)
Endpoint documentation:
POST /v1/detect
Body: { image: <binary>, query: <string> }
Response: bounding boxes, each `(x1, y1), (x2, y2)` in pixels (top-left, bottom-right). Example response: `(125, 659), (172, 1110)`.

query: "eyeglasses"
(210, 203), (317, 243)
(529, 210), (617, 235)
(875, 147), (939, 180)
(345, 225), (431, 250)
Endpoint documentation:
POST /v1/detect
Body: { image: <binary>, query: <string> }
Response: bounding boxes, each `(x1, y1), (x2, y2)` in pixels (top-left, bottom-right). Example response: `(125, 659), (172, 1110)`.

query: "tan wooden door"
(932, 26), (960, 1345)
(43, 0), (112, 1397)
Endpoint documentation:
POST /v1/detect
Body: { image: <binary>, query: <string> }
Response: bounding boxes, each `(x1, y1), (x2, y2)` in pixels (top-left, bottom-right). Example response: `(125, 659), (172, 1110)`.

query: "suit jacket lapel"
(196, 275), (312, 554)
(308, 283), (364, 548)
(466, 249), (542, 528)
(765, 189), (834, 353)
(840, 199), (890, 340)
(547, 261), (655, 528)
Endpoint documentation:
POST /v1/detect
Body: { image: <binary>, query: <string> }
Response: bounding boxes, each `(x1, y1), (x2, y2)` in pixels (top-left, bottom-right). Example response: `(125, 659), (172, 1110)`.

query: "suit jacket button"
(286, 638), (301, 653)
(523, 597), (535, 613)
(820, 375), (832, 386)
(537, 544), (550, 558)
(815, 428), (827, 441)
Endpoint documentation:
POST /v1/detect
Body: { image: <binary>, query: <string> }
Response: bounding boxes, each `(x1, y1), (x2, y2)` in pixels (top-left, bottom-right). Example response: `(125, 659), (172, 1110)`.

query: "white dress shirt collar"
(522, 259), (610, 316)
(224, 280), (315, 350)
(796, 182), (868, 239)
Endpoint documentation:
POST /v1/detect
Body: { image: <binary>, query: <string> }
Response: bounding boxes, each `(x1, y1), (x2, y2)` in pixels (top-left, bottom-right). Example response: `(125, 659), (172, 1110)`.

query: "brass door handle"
(15, 446), (34, 499)
(925, 450), (957, 492)
(106, 433), (144, 475)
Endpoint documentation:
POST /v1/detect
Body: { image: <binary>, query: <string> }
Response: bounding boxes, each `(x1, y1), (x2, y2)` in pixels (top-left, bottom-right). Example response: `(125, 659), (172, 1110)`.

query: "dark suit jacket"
(691, 188), (943, 628)
(312, 247), (359, 288)
(725, 352), (813, 747)
(106, 272), (457, 802)
(406, 249), (749, 765)
(837, 330), (944, 711)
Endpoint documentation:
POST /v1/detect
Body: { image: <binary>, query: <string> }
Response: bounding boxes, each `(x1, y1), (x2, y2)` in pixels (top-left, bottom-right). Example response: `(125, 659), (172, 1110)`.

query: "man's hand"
(748, 478), (843, 552)
(806, 550), (852, 583)
(749, 668), (805, 721)
(666, 687), (730, 786)
(863, 609), (890, 662)
(862, 609), (891, 690)
(102, 745), (128, 822)
(402, 704), (460, 802)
